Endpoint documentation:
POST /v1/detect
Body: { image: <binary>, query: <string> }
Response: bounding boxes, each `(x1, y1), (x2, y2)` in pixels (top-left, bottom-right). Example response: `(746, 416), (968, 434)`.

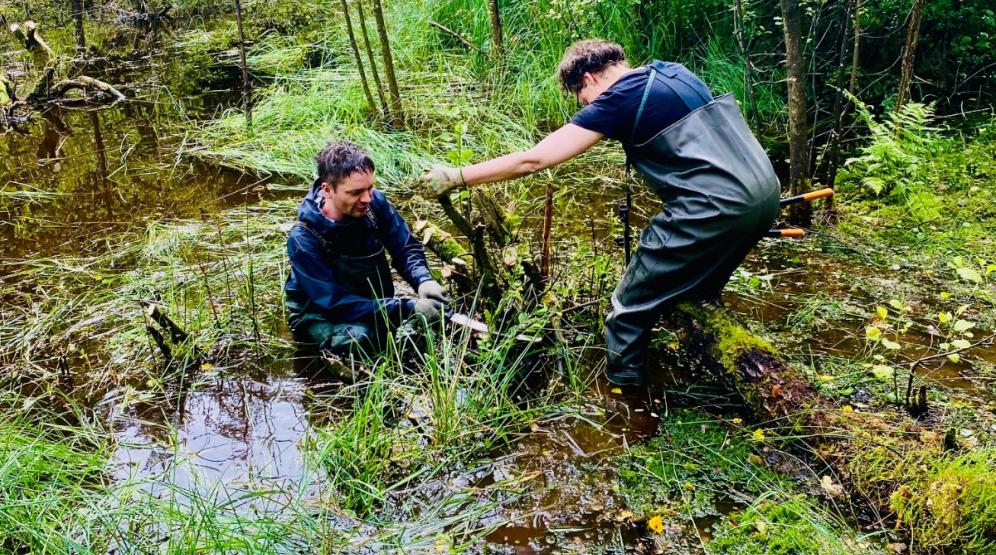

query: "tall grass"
(0, 200), (295, 389)
(190, 0), (781, 186)
(0, 392), (108, 553)
(315, 299), (579, 517)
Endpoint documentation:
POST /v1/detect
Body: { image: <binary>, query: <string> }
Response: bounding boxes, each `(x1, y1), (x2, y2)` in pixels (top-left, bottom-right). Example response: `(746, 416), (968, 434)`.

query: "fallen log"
(413, 218), (475, 295)
(667, 302), (995, 552)
(413, 218), (467, 265)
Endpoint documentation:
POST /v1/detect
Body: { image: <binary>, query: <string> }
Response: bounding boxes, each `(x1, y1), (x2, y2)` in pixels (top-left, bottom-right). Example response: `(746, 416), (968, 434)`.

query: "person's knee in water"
(418, 39), (779, 389)
(284, 141), (450, 367)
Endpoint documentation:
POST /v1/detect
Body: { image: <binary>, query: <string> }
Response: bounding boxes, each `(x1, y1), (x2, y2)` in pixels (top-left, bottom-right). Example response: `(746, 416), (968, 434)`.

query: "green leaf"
(952, 320), (975, 333)
(888, 299), (904, 311)
(951, 339), (971, 350)
(872, 364), (895, 380)
(947, 353), (961, 364)
(865, 326), (882, 341)
(881, 338), (901, 350)
(956, 267), (983, 283)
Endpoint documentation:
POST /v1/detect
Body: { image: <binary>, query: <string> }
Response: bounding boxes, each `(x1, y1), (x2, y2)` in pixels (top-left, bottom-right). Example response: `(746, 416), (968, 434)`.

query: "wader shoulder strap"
(293, 212), (386, 261)
(293, 220), (338, 261)
(625, 67), (658, 174)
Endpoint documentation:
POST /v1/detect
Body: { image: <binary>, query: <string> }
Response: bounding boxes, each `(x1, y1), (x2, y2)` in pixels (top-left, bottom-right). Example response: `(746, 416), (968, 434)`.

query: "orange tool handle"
(766, 228), (805, 238)
(780, 188), (834, 206)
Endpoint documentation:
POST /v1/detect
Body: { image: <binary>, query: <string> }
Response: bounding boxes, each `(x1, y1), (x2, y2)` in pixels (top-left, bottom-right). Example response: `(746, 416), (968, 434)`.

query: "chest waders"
(296, 215), (394, 300)
(286, 213), (394, 328)
(285, 214), (395, 358)
(605, 68), (781, 387)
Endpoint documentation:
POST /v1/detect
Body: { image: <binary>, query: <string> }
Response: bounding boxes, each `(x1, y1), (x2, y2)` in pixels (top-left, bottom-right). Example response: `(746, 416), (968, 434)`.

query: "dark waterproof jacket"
(285, 187), (433, 326)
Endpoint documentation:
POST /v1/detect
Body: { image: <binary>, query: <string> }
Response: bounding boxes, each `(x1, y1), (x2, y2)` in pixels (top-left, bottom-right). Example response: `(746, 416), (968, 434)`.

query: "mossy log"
(668, 302), (994, 552)
(413, 219), (467, 264)
(412, 218), (476, 295)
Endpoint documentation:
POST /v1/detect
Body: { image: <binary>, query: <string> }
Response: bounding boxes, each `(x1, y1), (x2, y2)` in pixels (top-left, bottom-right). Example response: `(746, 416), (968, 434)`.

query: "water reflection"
(108, 369), (321, 511)
(0, 20), (268, 260)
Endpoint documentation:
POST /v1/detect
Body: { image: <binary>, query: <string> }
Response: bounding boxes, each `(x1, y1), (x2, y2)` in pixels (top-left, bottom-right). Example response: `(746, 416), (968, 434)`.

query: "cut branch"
(142, 301), (189, 344)
(11, 21), (54, 60)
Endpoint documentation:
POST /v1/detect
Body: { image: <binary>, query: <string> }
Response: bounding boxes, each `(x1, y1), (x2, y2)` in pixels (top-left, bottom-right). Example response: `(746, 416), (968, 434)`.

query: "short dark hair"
(315, 141), (375, 189)
(556, 39), (627, 94)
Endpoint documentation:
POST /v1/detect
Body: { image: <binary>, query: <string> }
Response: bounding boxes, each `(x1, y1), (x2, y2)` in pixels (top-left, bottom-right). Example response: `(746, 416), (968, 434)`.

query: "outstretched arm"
(463, 124), (603, 185)
(421, 124), (603, 194)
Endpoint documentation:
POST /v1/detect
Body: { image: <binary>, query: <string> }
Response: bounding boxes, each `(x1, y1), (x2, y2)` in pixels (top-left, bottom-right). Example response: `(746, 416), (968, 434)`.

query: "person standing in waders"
(419, 40), (780, 388)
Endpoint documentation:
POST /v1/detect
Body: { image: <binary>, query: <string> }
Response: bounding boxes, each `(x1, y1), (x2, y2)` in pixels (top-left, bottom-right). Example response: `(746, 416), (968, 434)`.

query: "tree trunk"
(732, 0), (757, 125)
(779, 0), (811, 225)
(822, 0), (856, 216)
(487, 0), (502, 58)
(666, 302), (990, 551)
(540, 182), (553, 283)
(70, 0), (86, 53)
(339, 0), (377, 113)
(848, 0), (861, 96)
(356, 0), (389, 115)
(371, 0), (404, 128)
(233, 0), (252, 121)
(895, 0), (924, 117)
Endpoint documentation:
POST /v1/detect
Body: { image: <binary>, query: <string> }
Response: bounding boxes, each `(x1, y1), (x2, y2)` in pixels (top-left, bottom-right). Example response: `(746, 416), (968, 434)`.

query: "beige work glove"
(419, 164), (466, 198)
(412, 297), (444, 322)
(417, 279), (450, 304)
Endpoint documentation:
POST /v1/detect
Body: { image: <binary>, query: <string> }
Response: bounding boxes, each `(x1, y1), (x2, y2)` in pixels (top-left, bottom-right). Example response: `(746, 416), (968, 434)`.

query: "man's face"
(321, 170), (374, 219)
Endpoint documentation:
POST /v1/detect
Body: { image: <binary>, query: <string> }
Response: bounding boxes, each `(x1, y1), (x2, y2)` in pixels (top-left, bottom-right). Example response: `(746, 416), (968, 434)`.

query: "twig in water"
(903, 332), (996, 413)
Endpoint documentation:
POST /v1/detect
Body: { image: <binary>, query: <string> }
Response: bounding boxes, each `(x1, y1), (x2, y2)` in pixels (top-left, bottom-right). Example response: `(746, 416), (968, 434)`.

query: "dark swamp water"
(3, 11), (994, 555)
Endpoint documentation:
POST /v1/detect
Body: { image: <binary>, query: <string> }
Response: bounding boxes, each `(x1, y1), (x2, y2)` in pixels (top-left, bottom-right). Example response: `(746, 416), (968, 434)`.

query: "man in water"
(286, 141), (448, 368)
(420, 39), (779, 388)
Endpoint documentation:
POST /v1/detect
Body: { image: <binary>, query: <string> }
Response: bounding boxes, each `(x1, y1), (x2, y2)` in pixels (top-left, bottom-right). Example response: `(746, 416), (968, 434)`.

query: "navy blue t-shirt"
(570, 60), (713, 145)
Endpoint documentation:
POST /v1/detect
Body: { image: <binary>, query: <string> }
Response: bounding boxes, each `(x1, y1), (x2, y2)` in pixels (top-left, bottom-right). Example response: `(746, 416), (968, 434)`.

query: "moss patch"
(679, 302), (776, 371)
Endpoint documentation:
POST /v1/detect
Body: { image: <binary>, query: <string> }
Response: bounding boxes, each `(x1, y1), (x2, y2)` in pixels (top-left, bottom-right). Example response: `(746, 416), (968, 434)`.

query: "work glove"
(417, 279), (450, 304)
(419, 164), (465, 198)
(412, 297), (444, 321)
